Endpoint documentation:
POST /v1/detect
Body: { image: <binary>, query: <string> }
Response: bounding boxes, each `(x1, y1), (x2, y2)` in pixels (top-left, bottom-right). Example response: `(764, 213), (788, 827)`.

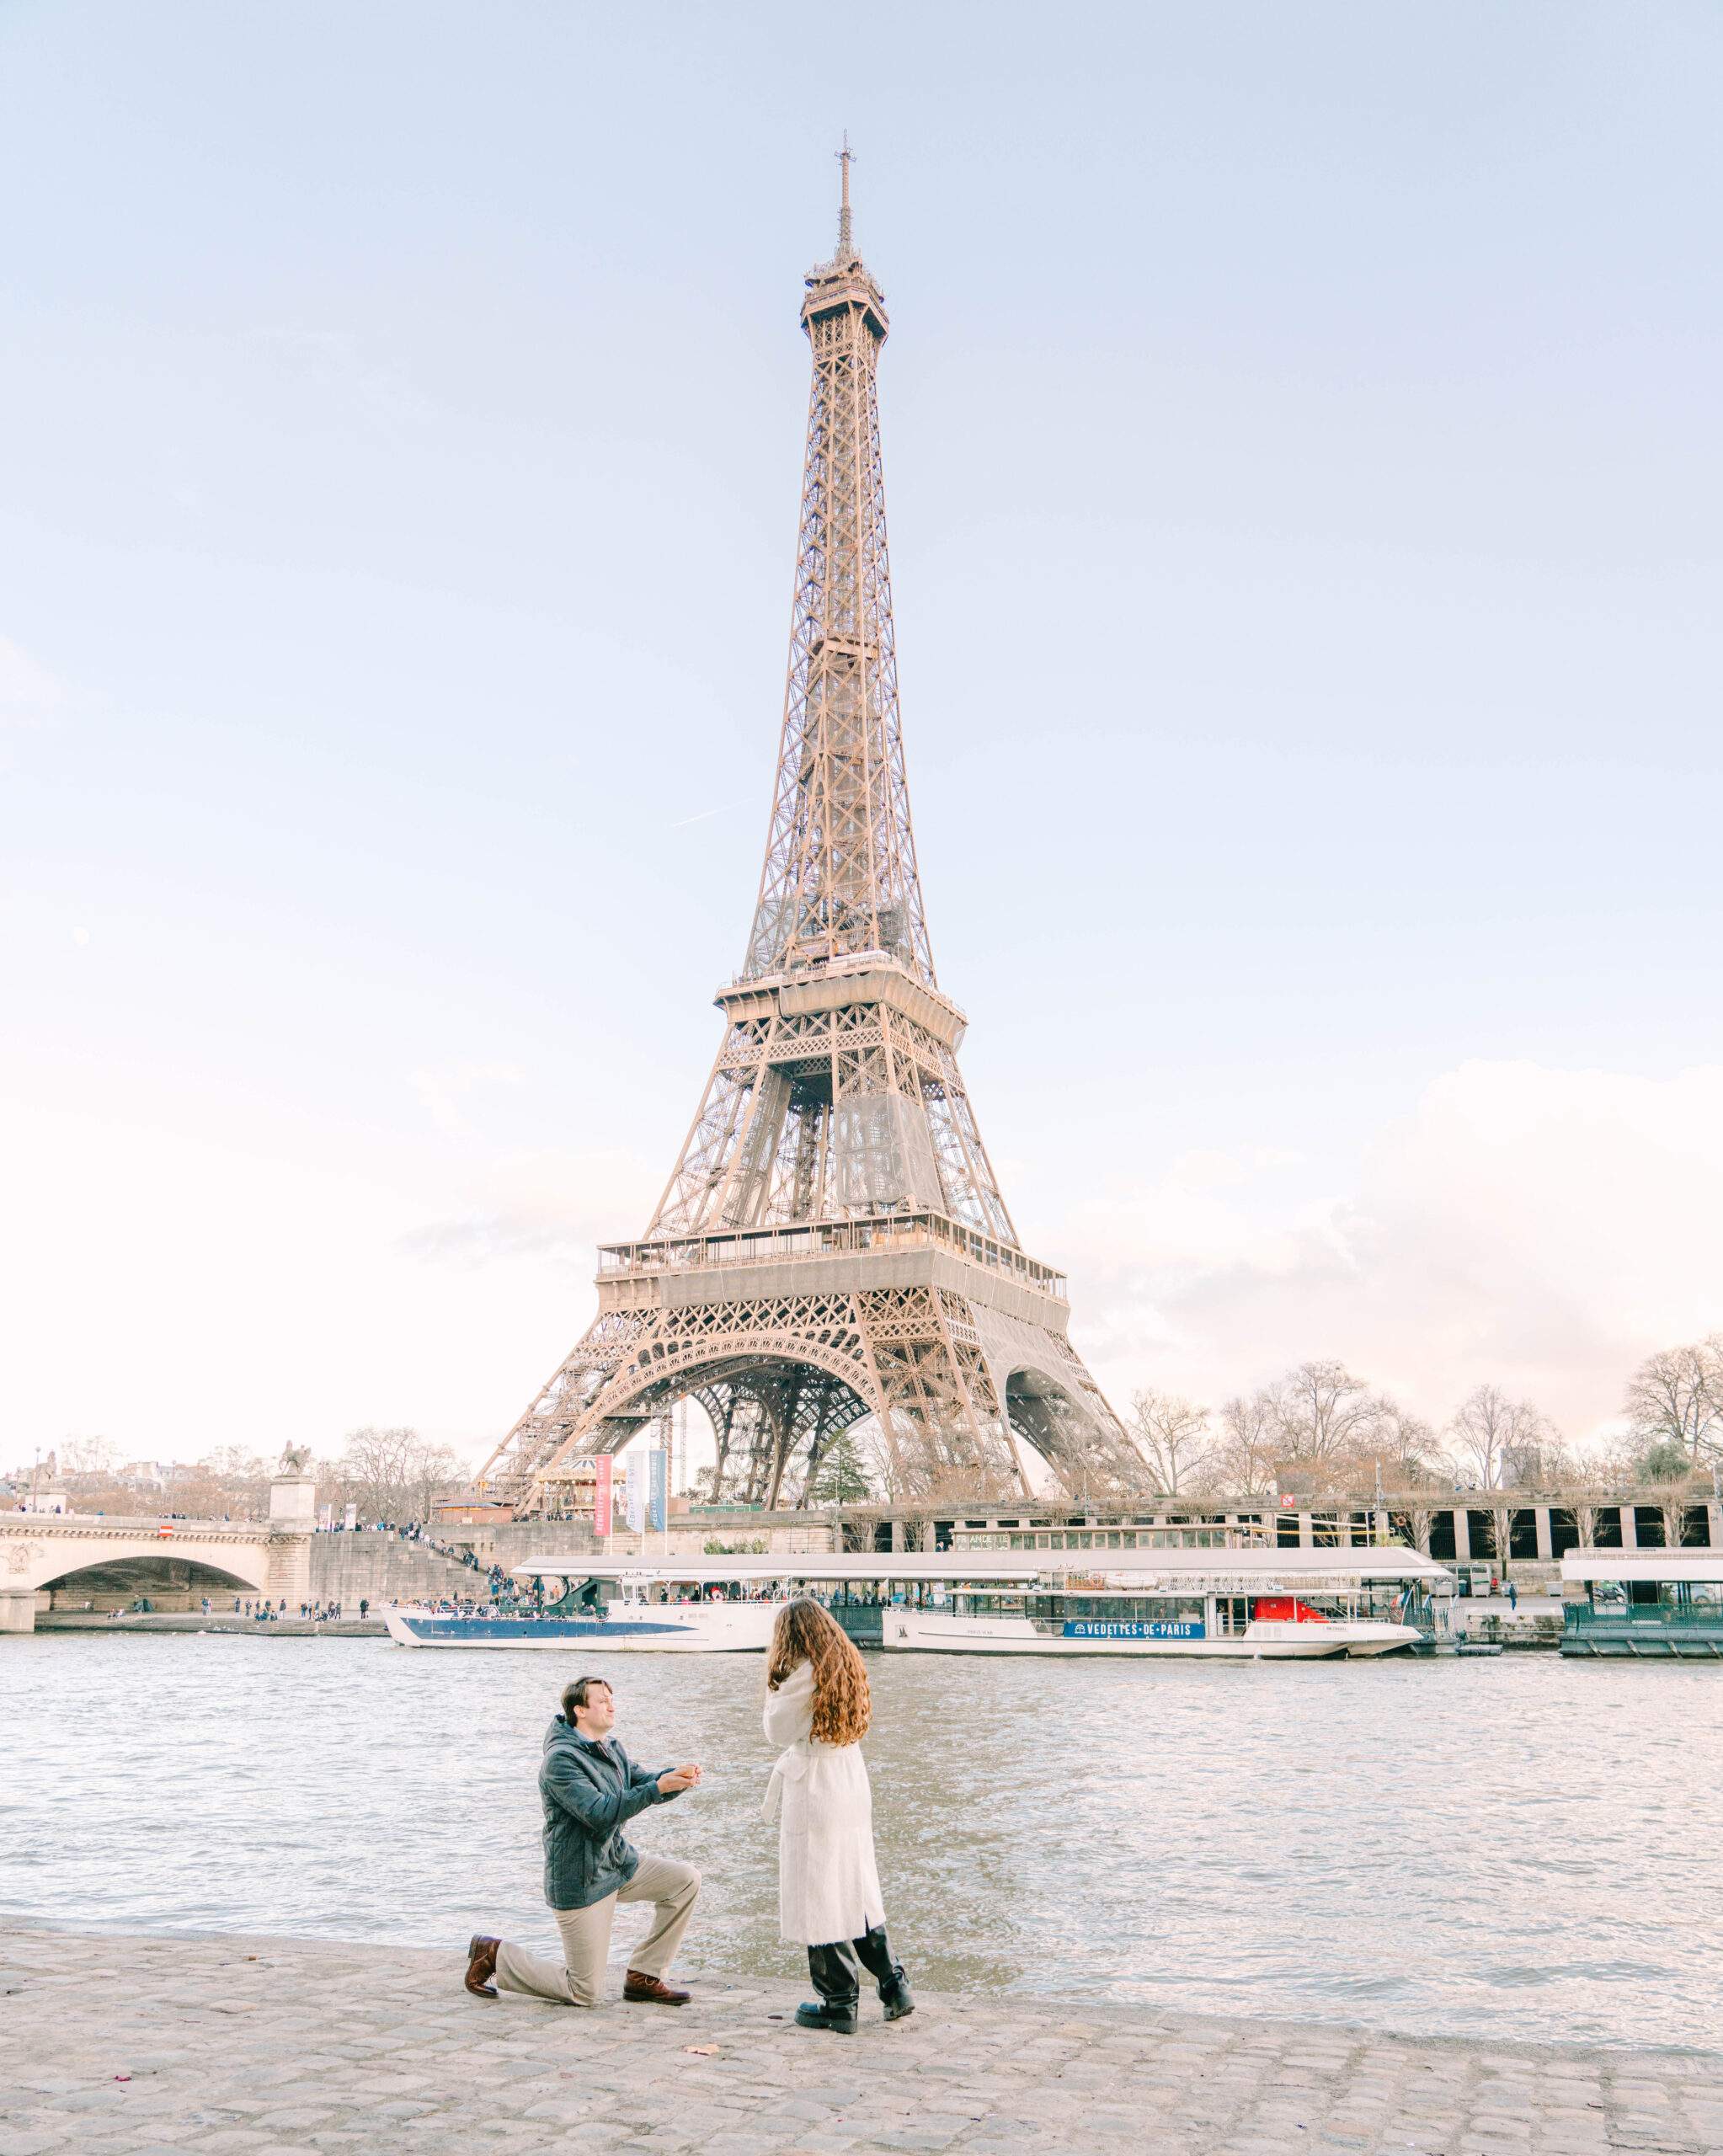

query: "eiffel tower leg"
(859, 1287), (1031, 1502)
(966, 1302), (1148, 1502)
(475, 1309), (648, 1511)
(762, 1369), (804, 1513)
(692, 1384), (738, 1502)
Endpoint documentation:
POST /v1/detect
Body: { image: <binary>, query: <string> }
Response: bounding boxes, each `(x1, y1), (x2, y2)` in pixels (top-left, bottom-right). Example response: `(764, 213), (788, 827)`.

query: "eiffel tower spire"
(744, 145), (932, 990)
(476, 163), (1144, 1515)
(836, 130), (855, 259)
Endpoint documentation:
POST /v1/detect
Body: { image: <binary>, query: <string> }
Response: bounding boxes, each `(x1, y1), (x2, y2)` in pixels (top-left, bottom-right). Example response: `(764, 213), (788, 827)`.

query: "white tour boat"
(881, 1545), (1452, 1658)
(382, 1554), (1041, 1652)
(384, 1545), (1449, 1657)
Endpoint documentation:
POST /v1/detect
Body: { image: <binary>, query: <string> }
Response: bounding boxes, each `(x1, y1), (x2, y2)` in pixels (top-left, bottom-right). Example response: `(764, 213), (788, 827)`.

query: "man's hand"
(658, 1764), (701, 1795)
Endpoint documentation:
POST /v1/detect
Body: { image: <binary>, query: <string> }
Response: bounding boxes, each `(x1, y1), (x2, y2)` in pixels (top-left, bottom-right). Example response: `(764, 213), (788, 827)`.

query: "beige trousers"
(493, 1854), (701, 2008)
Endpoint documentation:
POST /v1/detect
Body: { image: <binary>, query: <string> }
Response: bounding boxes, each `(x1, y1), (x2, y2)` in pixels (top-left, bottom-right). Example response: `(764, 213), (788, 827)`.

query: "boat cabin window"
(1593, 1579), (1723, 1609)
(1022, 1590), (1224, 1623)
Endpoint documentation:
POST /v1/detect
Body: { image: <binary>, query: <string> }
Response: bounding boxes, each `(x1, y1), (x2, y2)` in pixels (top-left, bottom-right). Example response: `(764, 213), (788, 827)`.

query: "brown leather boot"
(464, 1935), (500, 1999)
(623, 1969), (691, 2005)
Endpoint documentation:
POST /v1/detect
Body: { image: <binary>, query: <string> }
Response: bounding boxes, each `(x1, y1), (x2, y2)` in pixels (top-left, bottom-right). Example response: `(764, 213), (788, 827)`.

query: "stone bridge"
(1, 1477), (316, 1633)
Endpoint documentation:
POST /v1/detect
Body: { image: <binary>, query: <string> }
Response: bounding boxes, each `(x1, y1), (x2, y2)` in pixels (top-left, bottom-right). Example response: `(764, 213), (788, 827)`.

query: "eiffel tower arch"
(477, 154), (1147, 1516)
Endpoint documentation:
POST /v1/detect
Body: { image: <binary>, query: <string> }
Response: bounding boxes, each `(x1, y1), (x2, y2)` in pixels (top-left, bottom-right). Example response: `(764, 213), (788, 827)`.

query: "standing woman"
(763, 1597), (914, 2033)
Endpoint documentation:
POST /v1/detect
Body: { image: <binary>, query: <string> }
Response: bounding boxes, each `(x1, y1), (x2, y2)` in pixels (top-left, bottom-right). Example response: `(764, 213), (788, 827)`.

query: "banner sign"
(593, 1455), (612, 1538)
(624, 1458), (647, 1534)
(1063, 1620), (1204, 1641)
(648, 1449), (667, 1534)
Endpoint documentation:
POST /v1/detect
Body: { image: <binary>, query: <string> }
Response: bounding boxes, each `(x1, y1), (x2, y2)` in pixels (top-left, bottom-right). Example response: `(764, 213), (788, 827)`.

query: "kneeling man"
(466, 1675), (701, 2007)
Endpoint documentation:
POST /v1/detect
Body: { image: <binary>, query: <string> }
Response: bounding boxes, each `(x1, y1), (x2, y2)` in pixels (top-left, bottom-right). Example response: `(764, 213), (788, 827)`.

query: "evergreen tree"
(808, 1431), (875, 1506)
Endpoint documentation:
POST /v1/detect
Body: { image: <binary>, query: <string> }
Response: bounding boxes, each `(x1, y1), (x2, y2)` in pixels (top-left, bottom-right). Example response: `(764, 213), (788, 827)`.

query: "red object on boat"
(1251, 1596), (1329, 1623)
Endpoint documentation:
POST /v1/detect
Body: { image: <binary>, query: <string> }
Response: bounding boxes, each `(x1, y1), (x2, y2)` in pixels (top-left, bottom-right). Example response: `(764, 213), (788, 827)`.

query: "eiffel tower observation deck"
(477, 152), (1145, 1515)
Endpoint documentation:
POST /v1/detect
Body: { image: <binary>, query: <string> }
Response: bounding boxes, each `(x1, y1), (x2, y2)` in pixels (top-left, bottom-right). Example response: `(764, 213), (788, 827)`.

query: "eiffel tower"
(477, 151), (1144, 1516)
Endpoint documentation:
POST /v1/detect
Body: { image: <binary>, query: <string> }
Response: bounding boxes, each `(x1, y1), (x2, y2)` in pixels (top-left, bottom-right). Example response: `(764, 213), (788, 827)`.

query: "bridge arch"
(38, 1553), (264, 1613)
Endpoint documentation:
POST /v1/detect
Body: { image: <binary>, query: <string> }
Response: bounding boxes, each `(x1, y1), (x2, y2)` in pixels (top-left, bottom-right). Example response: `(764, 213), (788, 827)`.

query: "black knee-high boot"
(797, 1942), (861, 2034)
(852, 1926), (915, 2021)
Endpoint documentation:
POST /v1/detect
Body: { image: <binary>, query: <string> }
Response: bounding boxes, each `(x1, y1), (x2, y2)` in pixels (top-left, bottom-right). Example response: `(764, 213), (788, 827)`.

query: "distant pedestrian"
(464, 1676), (702, 2010)
(359, 1598), (369, 1619)
(1507, 1578), (1518, 1612)
(763, 1598), (912, 2035)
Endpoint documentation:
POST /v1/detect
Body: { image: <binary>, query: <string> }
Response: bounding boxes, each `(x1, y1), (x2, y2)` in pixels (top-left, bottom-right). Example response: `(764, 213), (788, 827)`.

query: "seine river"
(4, 1634), (1715, 2048)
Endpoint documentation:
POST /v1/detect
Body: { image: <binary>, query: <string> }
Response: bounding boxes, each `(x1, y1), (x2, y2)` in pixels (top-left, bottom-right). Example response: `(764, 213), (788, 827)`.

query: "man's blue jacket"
(539, 1715), (677, 1911)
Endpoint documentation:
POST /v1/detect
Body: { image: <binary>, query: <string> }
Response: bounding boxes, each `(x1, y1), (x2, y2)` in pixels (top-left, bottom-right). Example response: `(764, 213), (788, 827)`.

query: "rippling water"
(3, 1633), (1716, 2047)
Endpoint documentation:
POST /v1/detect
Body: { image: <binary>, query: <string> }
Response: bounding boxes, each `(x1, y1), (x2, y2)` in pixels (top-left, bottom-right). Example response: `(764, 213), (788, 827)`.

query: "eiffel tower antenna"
(836, 131), (854, 259)
(476, 173), (1144, 1517)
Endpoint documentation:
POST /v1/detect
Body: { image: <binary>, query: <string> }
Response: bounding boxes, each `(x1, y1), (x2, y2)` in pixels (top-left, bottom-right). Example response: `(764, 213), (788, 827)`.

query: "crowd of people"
(216, 1596), (371, 1622)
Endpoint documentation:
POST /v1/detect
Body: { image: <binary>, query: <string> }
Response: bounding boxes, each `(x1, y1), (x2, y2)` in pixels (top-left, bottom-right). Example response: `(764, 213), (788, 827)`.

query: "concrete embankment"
(33, 1612), (390, 1638)
(3, 1926), (1718, 2156)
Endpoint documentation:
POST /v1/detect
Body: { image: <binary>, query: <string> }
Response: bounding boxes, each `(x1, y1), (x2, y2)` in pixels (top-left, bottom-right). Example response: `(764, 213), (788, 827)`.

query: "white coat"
(761, 1660), (886, 1946)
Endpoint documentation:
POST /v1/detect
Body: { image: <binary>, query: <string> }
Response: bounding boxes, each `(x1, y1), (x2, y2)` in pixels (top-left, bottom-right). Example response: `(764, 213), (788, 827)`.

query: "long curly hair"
(765, 1597), (872, 1746)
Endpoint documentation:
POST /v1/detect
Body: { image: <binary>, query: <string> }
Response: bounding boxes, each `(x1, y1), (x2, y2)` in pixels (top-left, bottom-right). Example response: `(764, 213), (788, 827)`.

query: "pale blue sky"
(3, 3), (1720, 1465)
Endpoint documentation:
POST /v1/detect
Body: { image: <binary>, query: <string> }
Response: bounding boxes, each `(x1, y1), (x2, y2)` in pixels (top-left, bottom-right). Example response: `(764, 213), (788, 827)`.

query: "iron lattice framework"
(477, 156), (1144, 1514)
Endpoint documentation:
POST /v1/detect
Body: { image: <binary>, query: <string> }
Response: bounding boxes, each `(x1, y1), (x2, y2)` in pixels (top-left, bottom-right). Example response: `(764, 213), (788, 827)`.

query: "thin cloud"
(1069, 1060), (1723, 1447)
(664, 798), (748, 830)
(0, 636), (66, 728)
(408, 1062), (524, 1134)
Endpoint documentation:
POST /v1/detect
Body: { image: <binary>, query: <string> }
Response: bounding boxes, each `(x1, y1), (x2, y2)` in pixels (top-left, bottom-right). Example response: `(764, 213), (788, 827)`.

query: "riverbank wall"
(3, 1924), (1719, 2156)
(32, 1610), (390, 1637)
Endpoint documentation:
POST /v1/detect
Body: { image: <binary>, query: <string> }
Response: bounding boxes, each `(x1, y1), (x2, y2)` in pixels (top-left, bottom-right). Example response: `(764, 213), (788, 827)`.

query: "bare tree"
(1212, 1390), (1278, 1496)
(1128, 1391), (1214, 1496)
(1270, 1361), (1380, 1470)
(1487, 1498), (1517, 1577)
(1368, 1396), (1439, 1485)
(176, 1450), (271, 1519)
(1447, 1385), (1552, 1490)
(1622, 1337), (1723, 1468)
(409, 1443), (464, 1523)
(61, 1435), (117, 1476)
(333, 1426), (456, 1523)
(203, 1445), (271, 1484)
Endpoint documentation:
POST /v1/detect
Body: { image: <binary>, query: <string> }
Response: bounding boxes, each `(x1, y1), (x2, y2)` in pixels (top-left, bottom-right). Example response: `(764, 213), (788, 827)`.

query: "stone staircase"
(307, 1533), (490, 1608)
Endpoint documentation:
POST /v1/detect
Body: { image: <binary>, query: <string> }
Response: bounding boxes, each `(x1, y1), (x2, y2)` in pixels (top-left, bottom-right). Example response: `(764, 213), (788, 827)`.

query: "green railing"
(1565, 1604), (1723, 1630)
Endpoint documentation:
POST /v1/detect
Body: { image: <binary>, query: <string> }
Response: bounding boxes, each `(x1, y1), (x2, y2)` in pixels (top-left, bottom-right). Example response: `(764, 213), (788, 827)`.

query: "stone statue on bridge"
(277, 1444), (312, 1476)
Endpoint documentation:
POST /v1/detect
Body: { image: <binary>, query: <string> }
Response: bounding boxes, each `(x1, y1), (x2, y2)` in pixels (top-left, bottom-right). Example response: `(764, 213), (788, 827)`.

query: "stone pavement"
(2, 1927), (1719, 2156)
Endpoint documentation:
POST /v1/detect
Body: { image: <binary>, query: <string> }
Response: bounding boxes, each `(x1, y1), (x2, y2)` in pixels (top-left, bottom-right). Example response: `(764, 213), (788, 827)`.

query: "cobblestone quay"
(3, 1930), (1720, 2156)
